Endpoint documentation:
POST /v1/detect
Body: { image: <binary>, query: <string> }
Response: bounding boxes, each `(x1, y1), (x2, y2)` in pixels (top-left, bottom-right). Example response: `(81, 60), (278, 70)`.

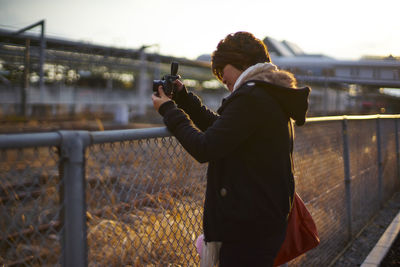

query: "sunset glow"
(0, 0), (398, 60)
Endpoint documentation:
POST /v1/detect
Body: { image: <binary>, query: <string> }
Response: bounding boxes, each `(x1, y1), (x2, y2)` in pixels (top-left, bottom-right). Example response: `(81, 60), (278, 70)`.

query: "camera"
(153, 62), (180, 96)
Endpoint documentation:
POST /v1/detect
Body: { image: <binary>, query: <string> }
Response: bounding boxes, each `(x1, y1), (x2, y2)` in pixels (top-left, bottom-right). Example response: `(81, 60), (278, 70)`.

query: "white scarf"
(233, 62), (278, 92)
(200, 241), (222, 267)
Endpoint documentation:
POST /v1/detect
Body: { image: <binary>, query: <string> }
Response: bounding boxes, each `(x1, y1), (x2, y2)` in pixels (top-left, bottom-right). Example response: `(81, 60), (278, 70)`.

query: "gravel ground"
(332, 192), (400, 267)
(381, 232), (400, 266)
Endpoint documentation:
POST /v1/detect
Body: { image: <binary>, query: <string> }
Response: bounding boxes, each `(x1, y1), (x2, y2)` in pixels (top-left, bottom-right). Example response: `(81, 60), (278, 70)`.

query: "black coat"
(158, 80), (310, 243)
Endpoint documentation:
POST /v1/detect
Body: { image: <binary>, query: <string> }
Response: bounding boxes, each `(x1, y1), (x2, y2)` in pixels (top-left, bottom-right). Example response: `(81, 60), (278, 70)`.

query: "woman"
(152, 32), (310, 267)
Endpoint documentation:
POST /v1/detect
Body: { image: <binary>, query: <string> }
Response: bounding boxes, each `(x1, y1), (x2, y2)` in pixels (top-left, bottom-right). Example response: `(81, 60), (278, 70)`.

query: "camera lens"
(152, 80), (164, 92)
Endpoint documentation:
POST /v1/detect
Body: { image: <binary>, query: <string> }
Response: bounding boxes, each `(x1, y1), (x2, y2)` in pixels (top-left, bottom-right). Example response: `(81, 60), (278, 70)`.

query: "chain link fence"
(0, 141), (61, 266)
(85, 136), (206, 266)
(290, 116), (400, 266)
(1, 115), (399, 266)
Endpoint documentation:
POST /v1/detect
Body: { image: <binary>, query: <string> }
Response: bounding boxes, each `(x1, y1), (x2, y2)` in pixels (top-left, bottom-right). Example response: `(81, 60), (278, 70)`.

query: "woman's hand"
(152, 86), (172, 112)
(173, 79), (184, 92)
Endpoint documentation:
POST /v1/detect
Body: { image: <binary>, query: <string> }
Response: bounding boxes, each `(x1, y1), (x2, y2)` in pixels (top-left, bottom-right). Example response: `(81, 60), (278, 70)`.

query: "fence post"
(342, 118), (353, 240)
(58, 131), (90, 267)
(376, 118), (383, 208)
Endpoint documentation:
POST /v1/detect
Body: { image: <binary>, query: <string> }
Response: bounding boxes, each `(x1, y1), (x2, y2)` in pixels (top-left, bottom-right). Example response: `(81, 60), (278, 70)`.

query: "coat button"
(220, 188), (227, 197)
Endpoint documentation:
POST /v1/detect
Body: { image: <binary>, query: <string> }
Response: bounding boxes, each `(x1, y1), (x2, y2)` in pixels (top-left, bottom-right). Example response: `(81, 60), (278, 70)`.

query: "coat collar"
(233, 62), (297, 92)
(233, 63), (278, 91)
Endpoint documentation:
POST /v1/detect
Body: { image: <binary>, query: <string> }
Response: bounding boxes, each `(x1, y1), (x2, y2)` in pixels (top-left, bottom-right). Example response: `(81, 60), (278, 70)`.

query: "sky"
(0, 0), (399, 60)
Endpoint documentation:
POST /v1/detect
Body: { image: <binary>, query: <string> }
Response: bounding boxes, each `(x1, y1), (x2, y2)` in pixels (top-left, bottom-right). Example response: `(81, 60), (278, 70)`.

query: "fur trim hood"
(233, 63), (297, 91)
(230, 63), (310, 126)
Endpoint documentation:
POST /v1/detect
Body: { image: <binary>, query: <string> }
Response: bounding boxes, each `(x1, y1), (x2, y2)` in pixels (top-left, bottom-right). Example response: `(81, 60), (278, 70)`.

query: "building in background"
(0, 29), (399, 125)
(263, 36), (400, 115)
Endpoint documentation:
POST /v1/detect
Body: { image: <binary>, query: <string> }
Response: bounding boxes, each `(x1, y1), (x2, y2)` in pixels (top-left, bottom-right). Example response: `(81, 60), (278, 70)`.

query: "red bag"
(273, 193), (320, 266)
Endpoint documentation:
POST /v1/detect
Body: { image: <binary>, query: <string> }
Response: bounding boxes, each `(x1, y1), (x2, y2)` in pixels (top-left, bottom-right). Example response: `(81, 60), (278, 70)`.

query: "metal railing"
(1, 115), (399, 266)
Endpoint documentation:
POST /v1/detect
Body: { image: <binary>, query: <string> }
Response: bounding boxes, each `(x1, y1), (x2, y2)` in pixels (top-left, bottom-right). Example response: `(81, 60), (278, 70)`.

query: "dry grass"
(0, 137), (206, 266)
(85, 139), (205, 266)
(86, 197), (203, 266)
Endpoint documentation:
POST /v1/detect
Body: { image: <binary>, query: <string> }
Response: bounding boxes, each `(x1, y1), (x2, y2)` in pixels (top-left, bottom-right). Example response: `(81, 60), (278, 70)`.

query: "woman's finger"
(158, 86), (167, 97)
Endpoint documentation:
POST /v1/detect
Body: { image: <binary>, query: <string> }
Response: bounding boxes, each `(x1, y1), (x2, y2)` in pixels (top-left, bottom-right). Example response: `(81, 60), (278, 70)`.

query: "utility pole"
(20, 39), (30, 116)
(137, 46), (148, 117)
(14, 20), (46, 102)
(137, 44), (159, 117)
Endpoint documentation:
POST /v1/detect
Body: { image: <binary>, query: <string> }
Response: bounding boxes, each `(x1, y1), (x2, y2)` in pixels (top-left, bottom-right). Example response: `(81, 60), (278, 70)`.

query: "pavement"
(331, 192), (400, 267)
(361, 210), (400, 266)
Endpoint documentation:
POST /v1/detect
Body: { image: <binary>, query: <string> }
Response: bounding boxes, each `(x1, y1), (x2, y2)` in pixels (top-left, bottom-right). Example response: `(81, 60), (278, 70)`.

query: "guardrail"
(1, 114), (399, 266)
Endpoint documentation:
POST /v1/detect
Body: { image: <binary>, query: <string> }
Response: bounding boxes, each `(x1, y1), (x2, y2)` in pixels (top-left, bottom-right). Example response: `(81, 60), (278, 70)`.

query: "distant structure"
(196, 54), (211, 63)
(263, 37), (300, 57)
(260, 36), (400, 115)
(263, 36), (400, 87)
(263, 37), (326, 58)
(0, 28), (213, 122)
(0, 28), (399, 120)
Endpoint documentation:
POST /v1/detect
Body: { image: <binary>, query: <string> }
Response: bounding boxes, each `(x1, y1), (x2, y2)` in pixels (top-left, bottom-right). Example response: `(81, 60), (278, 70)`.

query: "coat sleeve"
(172, 87), (219, 132)
(160, 94), (267, 163)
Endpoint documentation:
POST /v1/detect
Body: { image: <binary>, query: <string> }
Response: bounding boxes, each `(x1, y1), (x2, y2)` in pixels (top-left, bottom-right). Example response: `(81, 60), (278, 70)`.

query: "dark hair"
(211, 32), (271, 81)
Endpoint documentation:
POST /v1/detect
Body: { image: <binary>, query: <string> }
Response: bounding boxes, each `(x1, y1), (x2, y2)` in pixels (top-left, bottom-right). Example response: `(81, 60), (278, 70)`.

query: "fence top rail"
(1, 115), (399, 148)
(0, 132), (61, 148)
(306, 114), (400, 122)
(0, 128), (171, 149)
(0, 127), (171, 148)
(90, 127), (171, 144)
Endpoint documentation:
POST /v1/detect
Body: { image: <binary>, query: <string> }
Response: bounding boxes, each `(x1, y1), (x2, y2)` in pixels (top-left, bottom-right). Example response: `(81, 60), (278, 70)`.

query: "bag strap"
(288, 119), (296, 213)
